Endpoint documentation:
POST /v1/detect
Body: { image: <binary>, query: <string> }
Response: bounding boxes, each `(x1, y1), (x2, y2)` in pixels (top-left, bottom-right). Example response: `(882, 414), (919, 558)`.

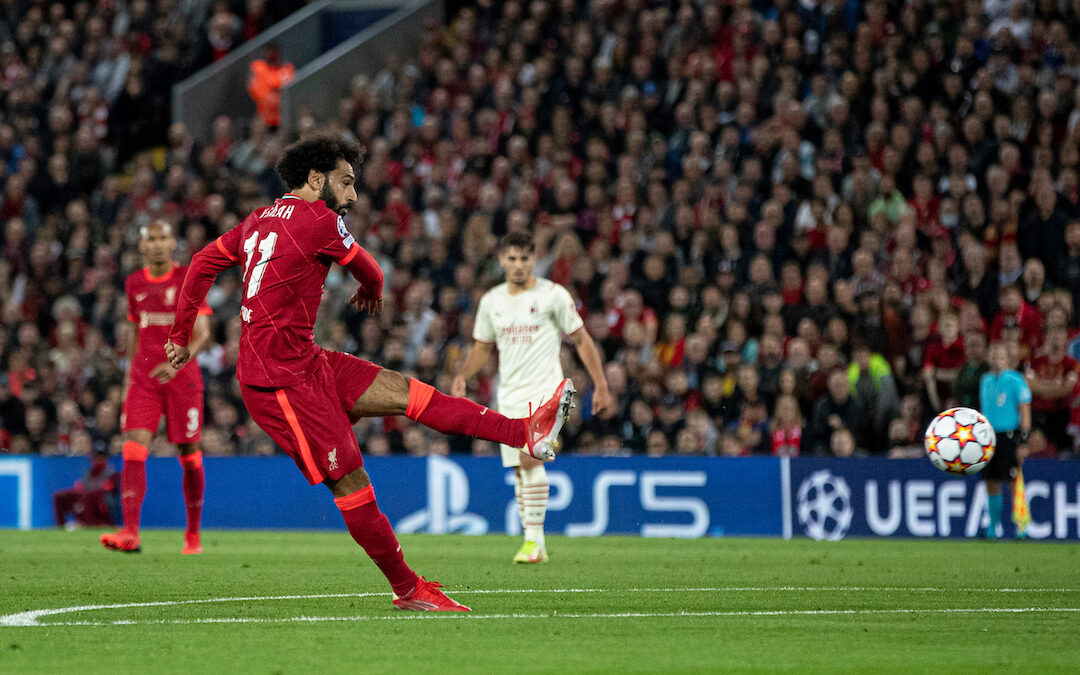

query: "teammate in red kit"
(101, 221), (212, 554)
(165, 133), (574, 612)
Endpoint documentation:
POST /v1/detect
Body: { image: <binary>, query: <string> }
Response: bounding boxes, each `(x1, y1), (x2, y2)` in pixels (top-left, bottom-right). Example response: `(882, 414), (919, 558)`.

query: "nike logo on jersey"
(480, 408), (488, 415)
(135, 293), (148, 301)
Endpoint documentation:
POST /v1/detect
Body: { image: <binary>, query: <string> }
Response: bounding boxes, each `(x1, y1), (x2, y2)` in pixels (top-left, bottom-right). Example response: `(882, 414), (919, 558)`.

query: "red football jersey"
(126, 265), (209, 383)
(174, 195), (365, 388)
(923, 335), (966, 371)
(771, 426), (801, 457)
(1028, 354), (1080, 411)
(990, 302), (1044, 349)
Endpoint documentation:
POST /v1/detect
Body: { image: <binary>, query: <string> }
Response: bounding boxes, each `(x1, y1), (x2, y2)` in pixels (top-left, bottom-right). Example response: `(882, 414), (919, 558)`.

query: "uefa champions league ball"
(924, 407), (996, 475)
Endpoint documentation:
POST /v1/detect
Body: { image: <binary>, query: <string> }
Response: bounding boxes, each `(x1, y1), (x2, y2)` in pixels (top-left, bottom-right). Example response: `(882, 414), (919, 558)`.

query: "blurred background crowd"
(1, 0), (1079, 461)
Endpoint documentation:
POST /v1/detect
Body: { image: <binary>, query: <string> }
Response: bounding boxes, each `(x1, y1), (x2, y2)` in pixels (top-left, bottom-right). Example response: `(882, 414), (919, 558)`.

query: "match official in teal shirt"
(978, 342), (1032, 539)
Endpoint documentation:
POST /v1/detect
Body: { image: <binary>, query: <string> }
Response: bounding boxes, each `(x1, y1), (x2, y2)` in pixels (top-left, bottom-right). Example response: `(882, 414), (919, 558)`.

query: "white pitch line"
(3, 586), (1079, 628)
(467, 586), (1080, 593)
(9, 607), (1080, 628)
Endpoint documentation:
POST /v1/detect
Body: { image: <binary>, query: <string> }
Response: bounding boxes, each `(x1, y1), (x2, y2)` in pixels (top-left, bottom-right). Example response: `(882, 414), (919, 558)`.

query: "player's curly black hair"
(276, 132), (364, 189)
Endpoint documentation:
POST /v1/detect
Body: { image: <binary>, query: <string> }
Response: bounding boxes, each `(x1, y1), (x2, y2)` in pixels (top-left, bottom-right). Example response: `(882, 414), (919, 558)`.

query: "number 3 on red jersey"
(242, 231), (278, 298)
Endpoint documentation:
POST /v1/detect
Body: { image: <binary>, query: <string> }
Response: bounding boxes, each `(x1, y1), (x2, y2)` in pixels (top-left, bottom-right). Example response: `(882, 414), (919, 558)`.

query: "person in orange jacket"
(248, 44), (293, 128)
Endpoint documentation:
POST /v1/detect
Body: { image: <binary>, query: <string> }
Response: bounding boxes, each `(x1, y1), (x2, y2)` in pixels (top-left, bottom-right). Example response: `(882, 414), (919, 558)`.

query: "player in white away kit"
(453, 231), (611, 563)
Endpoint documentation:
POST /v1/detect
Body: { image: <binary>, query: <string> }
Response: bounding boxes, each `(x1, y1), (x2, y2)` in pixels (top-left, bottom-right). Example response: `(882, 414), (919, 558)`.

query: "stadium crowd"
(1, 0), (1080, 461)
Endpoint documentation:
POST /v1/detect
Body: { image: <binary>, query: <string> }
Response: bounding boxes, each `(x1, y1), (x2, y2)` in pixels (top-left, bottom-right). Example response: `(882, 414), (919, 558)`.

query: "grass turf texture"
(1, 531), (1079, 673)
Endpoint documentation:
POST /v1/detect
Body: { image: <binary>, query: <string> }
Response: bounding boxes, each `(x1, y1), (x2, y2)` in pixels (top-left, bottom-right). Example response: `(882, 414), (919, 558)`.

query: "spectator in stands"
(954, 330), (990, 411)
(829, 428), (860, 458)
(809, 369), (866, 457)
(848, 342), (900, 452)
(1026, 326), (1080, 452)
(1054, 220), (1080, 317)
(769, 394), (802, 457)
(991, 285), (1044, 359)
(923, 313), (966, 412)
(645, 429), (669, 458)
(1026, 428), (1059, 460)
(887, 418), (923, 459)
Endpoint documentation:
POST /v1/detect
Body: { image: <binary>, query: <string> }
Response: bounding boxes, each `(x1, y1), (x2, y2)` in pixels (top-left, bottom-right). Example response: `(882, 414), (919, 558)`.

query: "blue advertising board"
(786, 458), (1080, 541)
(2, 455), (1079, 541)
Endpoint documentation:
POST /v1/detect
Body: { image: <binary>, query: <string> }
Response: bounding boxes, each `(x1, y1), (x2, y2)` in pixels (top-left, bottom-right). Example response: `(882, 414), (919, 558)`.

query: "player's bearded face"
(319, 175), (345, 215)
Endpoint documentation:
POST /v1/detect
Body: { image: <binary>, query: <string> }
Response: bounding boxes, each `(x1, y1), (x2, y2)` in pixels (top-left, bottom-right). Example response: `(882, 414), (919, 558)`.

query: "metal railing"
(171, 0), (435, 146)
(280, 0), (442, 135)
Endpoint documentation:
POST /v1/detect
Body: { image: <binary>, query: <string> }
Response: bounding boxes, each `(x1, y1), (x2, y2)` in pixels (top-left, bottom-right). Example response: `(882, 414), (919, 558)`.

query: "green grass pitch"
(2, 530), (1079, 673)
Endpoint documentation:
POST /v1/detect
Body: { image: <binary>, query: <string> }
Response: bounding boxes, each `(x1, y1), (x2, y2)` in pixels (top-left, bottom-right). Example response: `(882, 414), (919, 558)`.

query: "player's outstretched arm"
(570, 327), (612, 415)
(314, 214), (383, 313)
(167, 236), (238, 365)
(452, 340), (495, 397)
(340, 244), (384, 315)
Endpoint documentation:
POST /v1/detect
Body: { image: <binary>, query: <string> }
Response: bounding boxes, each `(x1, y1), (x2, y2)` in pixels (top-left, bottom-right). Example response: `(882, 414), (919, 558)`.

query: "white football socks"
(519, 464), (548, 549)
(514, 469), (525, 535)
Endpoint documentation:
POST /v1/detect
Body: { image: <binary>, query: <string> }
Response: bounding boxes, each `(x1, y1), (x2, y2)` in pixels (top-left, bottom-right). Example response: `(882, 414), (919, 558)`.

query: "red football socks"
(120, 441), (148, 534)
(406, 379), (527, 448)
(179, 452), (205, 537)
(335, 486), (419, 597)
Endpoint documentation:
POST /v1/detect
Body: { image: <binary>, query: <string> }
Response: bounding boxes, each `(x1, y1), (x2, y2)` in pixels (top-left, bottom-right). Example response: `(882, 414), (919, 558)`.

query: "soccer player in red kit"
(165, 133), (574, 612)
(101, 221), (212, 554)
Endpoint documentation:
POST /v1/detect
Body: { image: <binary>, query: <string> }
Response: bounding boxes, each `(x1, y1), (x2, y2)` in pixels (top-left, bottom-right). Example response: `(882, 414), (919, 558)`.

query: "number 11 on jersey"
(242, 231), (278, 299)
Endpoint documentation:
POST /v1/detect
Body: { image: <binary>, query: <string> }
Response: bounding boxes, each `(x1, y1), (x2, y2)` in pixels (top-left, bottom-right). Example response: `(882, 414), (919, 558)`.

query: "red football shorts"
(322, 350), (383, 418)
(241, 351), (381, 485)
(122, 370), (205, 444)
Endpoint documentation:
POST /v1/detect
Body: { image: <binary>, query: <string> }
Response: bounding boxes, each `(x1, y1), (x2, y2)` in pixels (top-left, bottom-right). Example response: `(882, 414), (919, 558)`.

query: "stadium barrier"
(4, 455), (1079, 540)
(171, 0), (401, 145)
(279, 0), (443, 136)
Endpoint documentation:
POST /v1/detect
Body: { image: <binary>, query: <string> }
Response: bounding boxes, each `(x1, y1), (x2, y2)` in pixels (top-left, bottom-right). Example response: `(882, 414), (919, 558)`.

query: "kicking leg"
(177, 443), (205, 554)
(349, 371), (575, 460)
(350, 370), (527, 447)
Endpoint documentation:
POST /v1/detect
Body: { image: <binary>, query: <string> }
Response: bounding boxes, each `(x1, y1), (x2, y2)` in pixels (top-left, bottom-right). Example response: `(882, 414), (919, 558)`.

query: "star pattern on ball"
(925, 408), (996, 476)
(953, 423), (975, 444)
(943, 457), (969, 474)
